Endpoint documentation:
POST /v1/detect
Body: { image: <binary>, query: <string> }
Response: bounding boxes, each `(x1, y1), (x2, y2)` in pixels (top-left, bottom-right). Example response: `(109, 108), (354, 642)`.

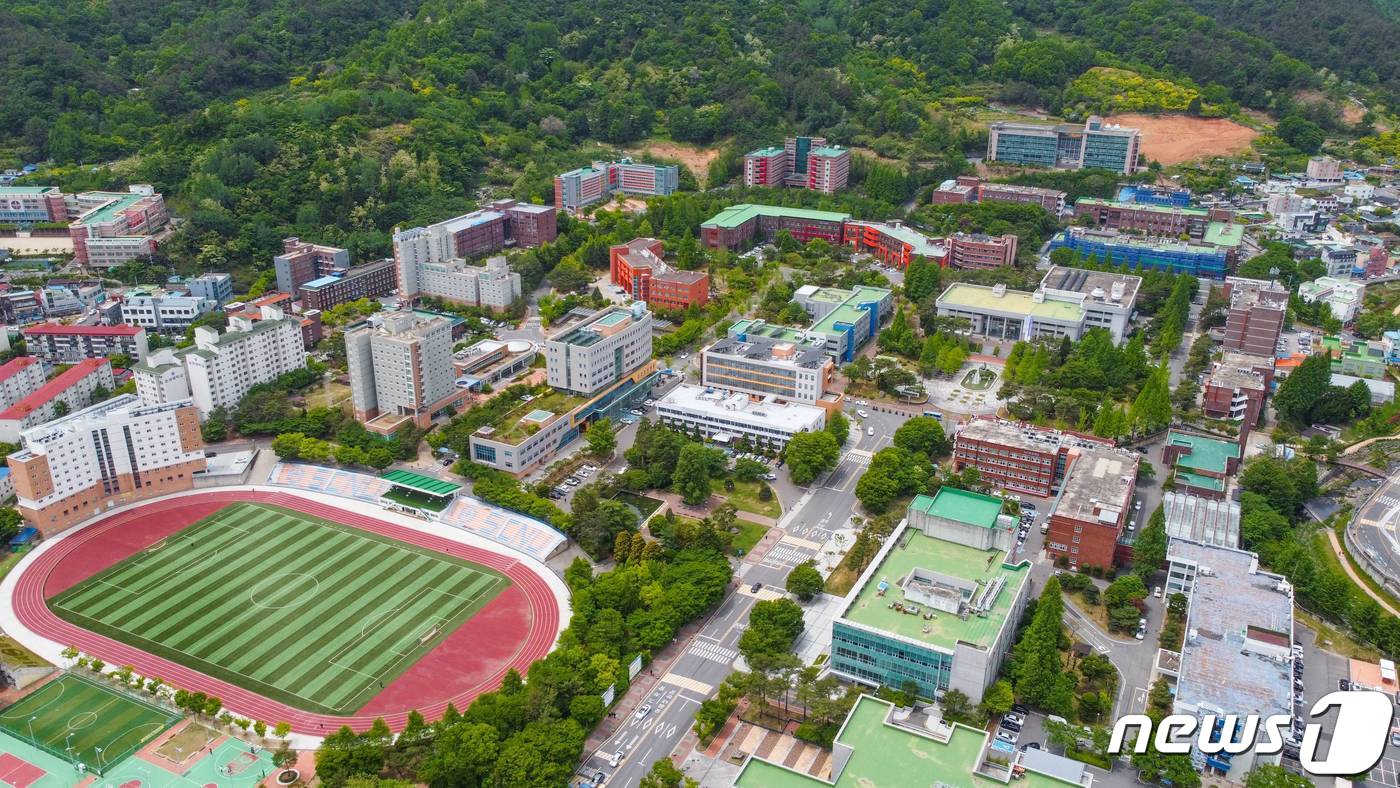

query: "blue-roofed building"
(1117, 184), (1192, 207)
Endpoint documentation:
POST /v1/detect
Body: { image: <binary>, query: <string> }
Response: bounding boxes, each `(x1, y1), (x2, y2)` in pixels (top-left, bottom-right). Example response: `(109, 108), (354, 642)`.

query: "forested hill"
(0, 0), (1384, 282)
(1176, 0), (1400, 90)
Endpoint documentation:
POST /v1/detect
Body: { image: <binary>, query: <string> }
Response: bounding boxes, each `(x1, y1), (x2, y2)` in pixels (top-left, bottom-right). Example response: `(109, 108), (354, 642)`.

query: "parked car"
(1000, 719), (1022, 732)
(996, 729), (1018, 744)
(867, 426), (875, 436)
(857, 409), (869, 419)
(1010, 704), (1029, 716)
(1153, 586), (1162, 598)
(1004, 712), (1025, 726)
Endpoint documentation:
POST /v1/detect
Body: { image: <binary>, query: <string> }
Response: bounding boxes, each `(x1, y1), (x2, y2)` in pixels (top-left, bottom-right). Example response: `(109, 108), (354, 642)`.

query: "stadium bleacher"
(269, 463), (565, 561)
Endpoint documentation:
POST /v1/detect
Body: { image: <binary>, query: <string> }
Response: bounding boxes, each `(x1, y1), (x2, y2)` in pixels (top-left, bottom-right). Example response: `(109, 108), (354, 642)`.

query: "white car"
(608, 750), (624, 767)
(867, 426), (875, 436)
(856, 400), (868, 406)
(856, 410), (869, 419)
(634, 703), (652, 721)
(1153, 586), (1163, 598)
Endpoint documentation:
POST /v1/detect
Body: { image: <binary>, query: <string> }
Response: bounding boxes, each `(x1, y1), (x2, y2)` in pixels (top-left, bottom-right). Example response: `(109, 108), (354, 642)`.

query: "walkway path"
(1325, 528), (1400, 617)
(650, 491), (779, 528)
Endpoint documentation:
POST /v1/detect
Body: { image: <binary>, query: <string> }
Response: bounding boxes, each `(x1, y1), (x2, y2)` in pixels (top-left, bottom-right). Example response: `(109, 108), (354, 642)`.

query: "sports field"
(0, 673), (179, 774)
(48, 502), (510, 715)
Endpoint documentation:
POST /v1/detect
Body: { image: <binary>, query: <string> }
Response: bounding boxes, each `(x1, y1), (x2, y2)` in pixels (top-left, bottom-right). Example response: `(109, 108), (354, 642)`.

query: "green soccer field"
(0, 673), (180, 774)
(49, 503), (510, 715)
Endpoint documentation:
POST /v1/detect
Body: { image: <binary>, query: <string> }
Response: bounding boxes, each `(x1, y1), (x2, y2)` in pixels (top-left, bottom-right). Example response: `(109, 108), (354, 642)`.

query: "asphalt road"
(1349, 472), (1400, 592)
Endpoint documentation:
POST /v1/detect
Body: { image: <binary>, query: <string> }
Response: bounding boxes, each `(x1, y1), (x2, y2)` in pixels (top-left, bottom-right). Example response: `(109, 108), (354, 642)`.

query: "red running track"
(10, 490), (563, 734)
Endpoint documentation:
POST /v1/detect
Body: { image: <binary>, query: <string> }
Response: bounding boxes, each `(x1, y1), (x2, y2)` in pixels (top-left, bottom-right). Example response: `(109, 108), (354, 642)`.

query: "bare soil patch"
(1105, 114), (1259, 165)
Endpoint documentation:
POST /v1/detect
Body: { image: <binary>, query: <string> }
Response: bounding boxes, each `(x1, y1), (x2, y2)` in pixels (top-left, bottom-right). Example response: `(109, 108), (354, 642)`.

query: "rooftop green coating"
(1203, 221), (1243, 248)
(76, 191), (147, 226)
(809, 285), (891, 335)
(841, 527), (1028, 649)
(1165, 430), (1239, 475)
(1175, 470), (1226, 492)
(937, 283), (1085, 322)
(381, 469), (462, 496)
(809, 146), (848, 157)
(0, 186), (59, 195)
(700, 203), (851, 229)
(912, 488), (1004, 529)
(736, 695), (1080, 788)
(1075, 197), (1208, 217)
(728, 319), (809, 342)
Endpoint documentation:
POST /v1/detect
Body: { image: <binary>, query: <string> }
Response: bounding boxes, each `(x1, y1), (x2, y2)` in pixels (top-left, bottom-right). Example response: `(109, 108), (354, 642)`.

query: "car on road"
(762, 473), (777, 481)
(594, 771), (607, 785)
(857, 409), (869, 419)
(751, 582), (763, 593)
(1135, 628), (1146, 641)
(1021, 742), (1041, 751)
(856, 400), (868, 406)
(635, 704), (652, 721)
(608, 751), (624, 767)
(1339, 679), (1352, 691)
(867, 426), (875, 436)
(1153, 586), (1162, 598)
(1392, 732), (1400, 748)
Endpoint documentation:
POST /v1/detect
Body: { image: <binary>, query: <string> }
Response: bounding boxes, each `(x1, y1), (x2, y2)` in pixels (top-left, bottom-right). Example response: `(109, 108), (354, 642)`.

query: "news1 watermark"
(1108, 690), (1395, 776)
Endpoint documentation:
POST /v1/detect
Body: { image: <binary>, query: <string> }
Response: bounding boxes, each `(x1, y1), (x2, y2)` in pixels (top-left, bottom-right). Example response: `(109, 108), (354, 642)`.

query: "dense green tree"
(784, 431), (840, 486)
(1012, 577), (1073, 714)
(785, 561), (824, 601)
(826, 410), (850, 447)
(893, 416), (949, 459)
(586, 417), (616, 460)
(673, 443), (717, 505)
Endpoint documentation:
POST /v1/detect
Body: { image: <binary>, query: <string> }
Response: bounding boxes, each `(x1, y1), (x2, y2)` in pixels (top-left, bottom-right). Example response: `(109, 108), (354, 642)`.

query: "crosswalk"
(843, 449), (873, 468)
(661, 673), (715, 696)
(764, 544), (813, 567)
(686, 640), (738, 666)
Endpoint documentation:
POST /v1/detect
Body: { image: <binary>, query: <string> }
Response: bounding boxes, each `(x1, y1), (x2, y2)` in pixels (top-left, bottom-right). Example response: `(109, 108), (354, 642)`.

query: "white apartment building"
(395, 251), (522, 311)
(121, 291), (218, 334)
(1298, 276), (1365, 323)
(655, 384), (826, 449)
(6, 394), (205, 534)
(132, 305), (307, 416)
(0, 358), (116, 443)
(546, 305), (654, 395)
(0, 357), (45, 411)
(345, 311), (456, 422)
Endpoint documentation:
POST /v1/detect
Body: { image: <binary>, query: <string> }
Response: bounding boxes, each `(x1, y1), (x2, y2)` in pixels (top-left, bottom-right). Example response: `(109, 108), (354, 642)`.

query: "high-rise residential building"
(741, 137), (849, 193)
(187, 273), (234, 306)
(742, 147), (788, 187)
(6, 395), (205, 535)
(608, 238), (710, 311)
(1166, 539), (1293, 780)
(805, 146), (851, 194)
(345, 311), (456, 427)
(120, 291), (219, 335)
(988, 116), (1140, 174)
(946, 232), (1019, 269)
(700, 203), (850, 251)
(828, 489), (1030, 702)
(554, 159), (679, 212)
(546, 305), (654, 395)
(394, 248), (522, 311)
(132, 305), (307, 416)
(67, 186), (170, 267)
(0, 358), (45, 411)
(273, 237), (351, 297)
(700, 334), (835, 405)
(298, 258), (398, 311)
(19, 324), (149, 364)
(0, 358), (116, 443)
(0, 186), (67, 223)
(1222, 277), (1289, 357)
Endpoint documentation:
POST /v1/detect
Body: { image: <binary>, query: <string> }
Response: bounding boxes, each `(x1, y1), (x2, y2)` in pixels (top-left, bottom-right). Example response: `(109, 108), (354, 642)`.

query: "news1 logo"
(1109, 691), (1394, 776)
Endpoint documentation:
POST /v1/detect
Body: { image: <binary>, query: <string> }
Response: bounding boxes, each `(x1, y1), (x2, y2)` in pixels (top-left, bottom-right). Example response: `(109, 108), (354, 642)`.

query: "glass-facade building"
(1049, 228), (1228, 279)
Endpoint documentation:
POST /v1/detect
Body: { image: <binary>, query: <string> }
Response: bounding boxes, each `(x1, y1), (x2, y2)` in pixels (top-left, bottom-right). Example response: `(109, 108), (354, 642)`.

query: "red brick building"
(1201, 352), (1274, 436)
(843, 220), (947, 268)
(1222, 277), (1289, 357)
(609, 238), (710, 311)
(947, 233), (1018, 270)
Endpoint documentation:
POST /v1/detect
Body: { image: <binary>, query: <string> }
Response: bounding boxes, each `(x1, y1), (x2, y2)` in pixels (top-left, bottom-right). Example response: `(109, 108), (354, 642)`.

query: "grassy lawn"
(823, 555), (860, 597)
(0, 547), (30, 583)
(731, 519), (769, 554)
(613, 491), (664, 519)
(382, 487), (451, 512)
(1296, 607), (1381, 661)
(1065, 592), (1113, 633)
(712, 478), (781, 520)
(675, 515), (768, 556)
(1327, 526), (1400, 613)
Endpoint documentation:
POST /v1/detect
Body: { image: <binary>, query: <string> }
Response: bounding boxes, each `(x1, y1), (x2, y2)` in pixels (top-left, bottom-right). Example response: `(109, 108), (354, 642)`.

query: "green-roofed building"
(380, 469), (462, 513)
(700, 203), (851, 251)
(728, 283), (893, 363)
(829, 497), (1031, 704)
(1162, 431), (1240, 500)
(735, 694), (1093, 788)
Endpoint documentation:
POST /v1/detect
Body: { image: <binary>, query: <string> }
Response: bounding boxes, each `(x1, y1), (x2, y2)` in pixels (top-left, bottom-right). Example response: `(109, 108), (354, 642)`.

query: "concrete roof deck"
(1054, 445), (1138, 524)
(1075, 197), (1209, 217)
(936, 283), (1085, 323)
(808, 286), (891, 335)
(841, 527), (1028, 650)
(75, 191), (149, 226)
